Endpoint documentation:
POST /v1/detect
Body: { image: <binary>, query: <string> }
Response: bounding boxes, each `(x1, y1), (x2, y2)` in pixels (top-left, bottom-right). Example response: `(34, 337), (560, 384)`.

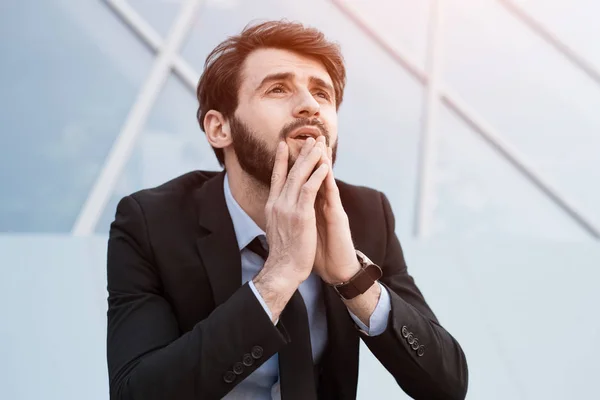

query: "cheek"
(321, 108), (338, 134)
(251, 103), (290, 138)
(325, 122), (338, 146)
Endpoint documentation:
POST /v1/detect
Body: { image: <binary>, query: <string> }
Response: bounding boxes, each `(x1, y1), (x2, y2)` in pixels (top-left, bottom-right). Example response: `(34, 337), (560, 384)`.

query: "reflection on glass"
(96, 75), (221, 234)
(432, 105), (590, 241)
(512, 0), (600, 70)
(127, 0), (182, 37)
(0, 1), (153, 232)
(339, 0), (431, 68)
(442, 0), (600, 230)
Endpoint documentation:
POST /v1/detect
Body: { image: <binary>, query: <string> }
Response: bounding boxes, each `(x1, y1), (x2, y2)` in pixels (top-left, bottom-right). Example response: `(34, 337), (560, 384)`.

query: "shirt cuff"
(248, 280), (278, 325)
(347, 282), (391, 336)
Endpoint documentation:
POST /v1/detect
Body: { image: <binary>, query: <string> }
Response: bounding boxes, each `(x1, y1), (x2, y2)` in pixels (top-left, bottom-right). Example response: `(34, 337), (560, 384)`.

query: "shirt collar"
(223, 172), (266, 251)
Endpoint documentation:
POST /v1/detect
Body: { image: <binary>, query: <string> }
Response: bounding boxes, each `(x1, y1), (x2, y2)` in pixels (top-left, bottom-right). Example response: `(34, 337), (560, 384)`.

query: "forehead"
(240, 48), (333, 90)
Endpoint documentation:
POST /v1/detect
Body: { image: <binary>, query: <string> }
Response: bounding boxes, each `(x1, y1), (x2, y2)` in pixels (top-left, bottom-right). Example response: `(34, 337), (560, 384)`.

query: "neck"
(225, 161), (270, 232)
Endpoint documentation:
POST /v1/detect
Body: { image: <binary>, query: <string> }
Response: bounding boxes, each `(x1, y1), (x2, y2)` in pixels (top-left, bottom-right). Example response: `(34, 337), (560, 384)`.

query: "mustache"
(281, 118), (329, 146)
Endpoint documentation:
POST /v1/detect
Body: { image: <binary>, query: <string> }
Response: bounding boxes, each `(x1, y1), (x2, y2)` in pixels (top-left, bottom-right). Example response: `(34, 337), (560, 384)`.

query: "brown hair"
(196, 20), (346, 167)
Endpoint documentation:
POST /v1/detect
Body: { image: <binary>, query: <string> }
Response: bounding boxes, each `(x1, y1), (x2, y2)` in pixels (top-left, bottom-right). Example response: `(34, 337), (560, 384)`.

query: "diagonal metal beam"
(330, 0), (600, 239)
(72, 0), (203, 236)
(498, 0), (600, 88)
(441, 93), (600, 239)
(102, 0), (199, 92)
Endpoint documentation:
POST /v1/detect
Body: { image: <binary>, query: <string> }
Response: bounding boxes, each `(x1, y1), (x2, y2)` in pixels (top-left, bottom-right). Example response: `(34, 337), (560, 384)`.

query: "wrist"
(253, 267), (299, 296)
(252, 265), (301, 322)
(330, 250), (382, 301)
(323, 260), (362, 285)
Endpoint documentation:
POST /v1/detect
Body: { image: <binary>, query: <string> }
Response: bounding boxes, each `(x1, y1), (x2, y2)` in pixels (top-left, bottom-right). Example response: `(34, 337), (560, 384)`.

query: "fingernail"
(278, 141), (285, 151)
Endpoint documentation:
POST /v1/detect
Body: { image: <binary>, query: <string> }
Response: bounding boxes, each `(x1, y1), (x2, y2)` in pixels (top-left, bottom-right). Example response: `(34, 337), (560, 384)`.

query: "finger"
(298, 136), (317, 160)
(279, 137), (315, 197)
(316, 145), (330, 196)
(281, 138), (325, 202)
(297, 163), (329, 213)
(267, 141), (289, 204)
(317, 137), (328, 167)
(288, 136), (317, 174)
(323, 146), (340, 199)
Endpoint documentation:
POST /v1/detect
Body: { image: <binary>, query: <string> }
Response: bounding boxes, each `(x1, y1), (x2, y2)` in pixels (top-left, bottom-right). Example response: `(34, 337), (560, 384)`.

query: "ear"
(204, 110), (232, 149)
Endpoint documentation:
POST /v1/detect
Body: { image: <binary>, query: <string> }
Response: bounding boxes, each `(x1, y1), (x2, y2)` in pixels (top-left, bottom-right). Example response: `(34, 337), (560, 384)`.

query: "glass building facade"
(1, 1), (599, 398)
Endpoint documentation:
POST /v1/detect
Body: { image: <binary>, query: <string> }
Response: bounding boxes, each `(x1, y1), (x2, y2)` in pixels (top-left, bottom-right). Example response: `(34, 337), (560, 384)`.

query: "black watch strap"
(332, 250), (382, 300)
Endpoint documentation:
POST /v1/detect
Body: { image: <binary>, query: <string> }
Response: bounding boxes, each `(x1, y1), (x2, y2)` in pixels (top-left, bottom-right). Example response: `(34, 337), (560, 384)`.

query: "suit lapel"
(193, 170), (242, 307)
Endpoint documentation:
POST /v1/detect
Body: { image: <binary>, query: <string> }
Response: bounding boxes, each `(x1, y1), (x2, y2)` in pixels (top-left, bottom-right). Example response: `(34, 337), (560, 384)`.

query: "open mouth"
(289, 125), (322, 141)
(293, 135), (313, 140)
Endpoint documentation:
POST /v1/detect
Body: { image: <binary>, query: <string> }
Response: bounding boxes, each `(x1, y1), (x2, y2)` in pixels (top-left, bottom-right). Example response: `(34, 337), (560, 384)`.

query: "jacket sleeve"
(360, 192), (469, 400)
(106, 195), (289, 400)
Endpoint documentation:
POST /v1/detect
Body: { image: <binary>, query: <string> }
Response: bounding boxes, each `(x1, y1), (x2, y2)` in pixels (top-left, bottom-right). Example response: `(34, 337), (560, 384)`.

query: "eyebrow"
(309, 76), (335, 97)
(256, 72), (335, 97)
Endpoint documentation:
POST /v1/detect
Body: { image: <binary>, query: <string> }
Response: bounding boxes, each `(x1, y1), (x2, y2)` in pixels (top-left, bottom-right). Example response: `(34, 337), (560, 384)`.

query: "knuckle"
(272, 203), (285, 215)
(289, 211), (303, 224)
(300, 184), (316, 196)
(286, 174), (297, 185)
(264, 202), (274, 214)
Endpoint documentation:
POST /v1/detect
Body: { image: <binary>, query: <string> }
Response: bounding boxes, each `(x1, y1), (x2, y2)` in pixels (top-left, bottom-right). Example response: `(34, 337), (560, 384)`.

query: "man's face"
(229, 48), (339, 188)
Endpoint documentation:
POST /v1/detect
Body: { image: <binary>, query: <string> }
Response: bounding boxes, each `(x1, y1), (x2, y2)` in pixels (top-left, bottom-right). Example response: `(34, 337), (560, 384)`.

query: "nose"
(292, 90), (320, 119)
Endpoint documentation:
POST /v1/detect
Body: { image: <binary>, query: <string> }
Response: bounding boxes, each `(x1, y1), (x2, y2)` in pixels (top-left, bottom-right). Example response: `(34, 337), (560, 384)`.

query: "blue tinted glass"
(432, 105), (591, 240)
(0, 1), (153, 232)
(512, 0), (600, 70)
(127, 0), (181, 37)
(96, 74), (221, 234)
(442, 1), (600, 232)
(339, 0), (431, 69)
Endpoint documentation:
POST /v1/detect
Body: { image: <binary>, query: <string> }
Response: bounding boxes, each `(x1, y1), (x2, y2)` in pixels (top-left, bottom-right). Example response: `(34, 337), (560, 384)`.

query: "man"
(106, 20), (468, 400)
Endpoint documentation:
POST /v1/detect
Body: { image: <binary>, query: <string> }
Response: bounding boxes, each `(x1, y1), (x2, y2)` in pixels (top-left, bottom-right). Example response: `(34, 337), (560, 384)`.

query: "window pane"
(96, 74), (220, 234)
(339, 0), (431, 69)
(0, 0), (153, 232)
(127, 0), (181, 37)
(442, 0), (600, 232)
(432, 104), (590, 240)
(513, 0), (600, 70)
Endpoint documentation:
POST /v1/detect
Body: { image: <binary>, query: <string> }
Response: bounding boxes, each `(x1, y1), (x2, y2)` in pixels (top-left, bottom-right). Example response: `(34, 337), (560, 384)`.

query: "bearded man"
(106, 20), (468, 400)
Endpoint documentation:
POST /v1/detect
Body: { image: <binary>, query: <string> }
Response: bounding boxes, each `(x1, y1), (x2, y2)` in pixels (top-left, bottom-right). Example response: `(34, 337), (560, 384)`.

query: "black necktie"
(246, 236), (318, 400)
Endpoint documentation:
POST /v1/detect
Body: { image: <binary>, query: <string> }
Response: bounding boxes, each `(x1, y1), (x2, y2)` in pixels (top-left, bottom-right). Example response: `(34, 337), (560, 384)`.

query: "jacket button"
(223, 371), (236, 383)
(411, 338), (420, 350)
(407, 333), (415, 345)
(242, 353), (254, 367)
(233, 362), (244, 375)
(401, 326), (409, 338)
(417, 345), (425, 357)
(251, 345), (264, 359)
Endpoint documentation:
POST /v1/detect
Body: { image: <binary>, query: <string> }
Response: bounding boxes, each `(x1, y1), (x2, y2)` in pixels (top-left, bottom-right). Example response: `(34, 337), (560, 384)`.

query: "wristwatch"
(332, 250), (383, 300)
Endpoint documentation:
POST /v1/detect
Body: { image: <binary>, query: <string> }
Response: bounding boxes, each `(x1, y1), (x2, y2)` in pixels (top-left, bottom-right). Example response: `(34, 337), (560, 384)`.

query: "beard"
(229, 116), (338, 188)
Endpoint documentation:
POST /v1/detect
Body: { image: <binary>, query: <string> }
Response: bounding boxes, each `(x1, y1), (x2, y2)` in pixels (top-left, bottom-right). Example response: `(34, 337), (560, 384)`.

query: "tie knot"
(246, 235), (269, 260)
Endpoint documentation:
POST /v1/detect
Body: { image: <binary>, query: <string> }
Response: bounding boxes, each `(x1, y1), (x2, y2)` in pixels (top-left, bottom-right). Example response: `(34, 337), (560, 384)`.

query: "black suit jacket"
(106, 170), (468, 400)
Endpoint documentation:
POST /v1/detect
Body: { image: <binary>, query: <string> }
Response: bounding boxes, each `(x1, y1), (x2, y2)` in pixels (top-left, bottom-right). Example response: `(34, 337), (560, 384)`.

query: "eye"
(315, 91), (330, 100)
(268, 84), (286, 94)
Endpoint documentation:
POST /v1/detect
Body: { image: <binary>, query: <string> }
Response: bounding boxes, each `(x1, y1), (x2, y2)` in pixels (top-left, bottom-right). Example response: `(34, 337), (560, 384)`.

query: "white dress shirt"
(221, 173), (391, 399)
